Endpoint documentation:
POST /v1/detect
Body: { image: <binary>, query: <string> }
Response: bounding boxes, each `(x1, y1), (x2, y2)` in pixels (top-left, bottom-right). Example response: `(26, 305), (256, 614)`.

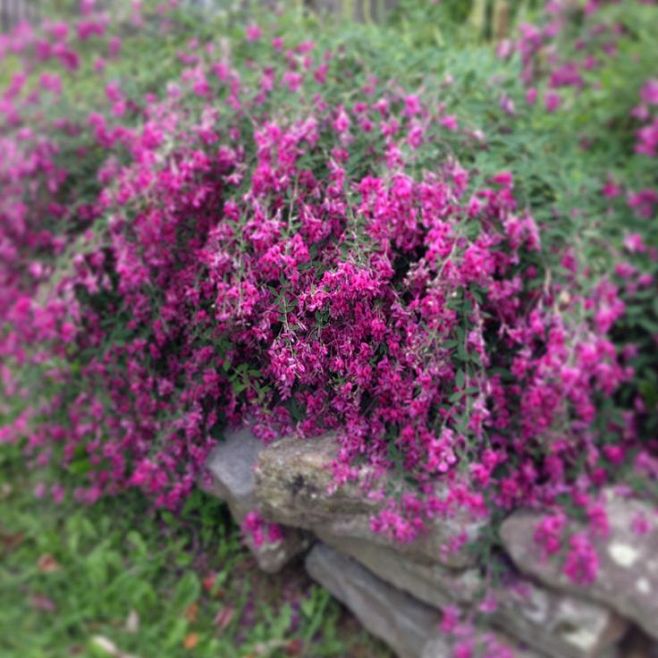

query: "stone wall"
(203, 429), (658, 658)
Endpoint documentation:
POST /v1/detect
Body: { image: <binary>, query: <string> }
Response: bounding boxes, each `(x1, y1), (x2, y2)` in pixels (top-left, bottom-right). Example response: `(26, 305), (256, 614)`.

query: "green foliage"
(388, 0), (541, 45)
(0, 449), (390, 658)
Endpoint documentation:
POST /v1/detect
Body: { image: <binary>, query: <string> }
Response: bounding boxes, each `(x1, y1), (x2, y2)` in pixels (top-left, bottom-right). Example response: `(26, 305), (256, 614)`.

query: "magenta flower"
(246, 24), (263, 42)
(544, 90), (562, 112)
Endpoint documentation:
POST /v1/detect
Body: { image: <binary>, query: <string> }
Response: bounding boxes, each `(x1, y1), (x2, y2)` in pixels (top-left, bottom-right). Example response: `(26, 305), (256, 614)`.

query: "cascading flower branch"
(0, 0), (655, 588)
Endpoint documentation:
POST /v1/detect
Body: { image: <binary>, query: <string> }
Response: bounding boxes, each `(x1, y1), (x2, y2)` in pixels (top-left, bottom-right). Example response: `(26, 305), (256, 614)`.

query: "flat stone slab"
(501, 489), (658, 641)
(306, 543), (544, 658)
(255, 434), (485, 568)
(316, 530), (481, 608)
(317, 531), (625, 658)
(204, 428), (309, 573)
(489, 571), (625, 658)
(306, 543), (442, 658)
(421, 637), (542, 658)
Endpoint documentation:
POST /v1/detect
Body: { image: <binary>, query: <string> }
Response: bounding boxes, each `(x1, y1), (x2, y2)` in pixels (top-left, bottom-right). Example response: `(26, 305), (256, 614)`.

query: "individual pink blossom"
(534, 512), (566, 557)
(440, 114), (459, 131)
(640, 79), (658, 105)
(564, 533), (599, 585)
(246, 24), (262, 42)
(544, 90), (562, 112)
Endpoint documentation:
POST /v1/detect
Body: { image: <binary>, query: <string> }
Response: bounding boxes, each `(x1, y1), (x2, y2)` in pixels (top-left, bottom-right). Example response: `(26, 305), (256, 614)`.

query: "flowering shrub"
(0, 0), (656, 587)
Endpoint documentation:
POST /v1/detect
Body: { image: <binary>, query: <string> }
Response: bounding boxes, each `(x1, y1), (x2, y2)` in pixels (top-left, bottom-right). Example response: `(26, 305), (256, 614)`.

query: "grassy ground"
(0, 444), (390, 658)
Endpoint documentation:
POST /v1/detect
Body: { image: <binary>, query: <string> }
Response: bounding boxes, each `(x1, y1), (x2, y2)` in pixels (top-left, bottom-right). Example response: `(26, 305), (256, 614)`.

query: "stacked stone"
(203, 430), (658, 658)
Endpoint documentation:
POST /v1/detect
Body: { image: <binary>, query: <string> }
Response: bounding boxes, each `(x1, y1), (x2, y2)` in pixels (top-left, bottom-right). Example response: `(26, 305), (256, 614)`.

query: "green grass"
(0, 445), (390, 658)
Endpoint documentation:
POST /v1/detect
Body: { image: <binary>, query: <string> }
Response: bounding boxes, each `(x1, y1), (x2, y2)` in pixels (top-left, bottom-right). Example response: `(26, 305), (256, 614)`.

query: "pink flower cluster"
(440, 604), (519, 658)
(634, 79), (658, 157)
(241, 510), (284, 548)
(0, 1), (655, 590)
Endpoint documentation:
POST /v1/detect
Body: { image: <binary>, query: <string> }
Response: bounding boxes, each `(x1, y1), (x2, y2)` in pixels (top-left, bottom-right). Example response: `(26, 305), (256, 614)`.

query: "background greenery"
(0, 441), (391, 658)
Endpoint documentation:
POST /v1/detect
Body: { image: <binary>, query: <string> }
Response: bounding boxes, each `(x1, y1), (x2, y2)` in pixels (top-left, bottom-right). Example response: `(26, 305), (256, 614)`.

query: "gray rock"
(316, 530), (482, 608)
(205, 428), (263, 516)
(307, 544), (544, 658)
(204, 428), (310, 573)
(241, 531), (310, 574)
(501, 489), (658, 641)
(254, 434), (485, 568)
(306, 543), (443, 658)
(254, 434), (379, 522)
(489, 572), (625, 658)
(317, 531), (624, 658)
(420, 639), (453, 658)
(421, 636), (542, 658)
